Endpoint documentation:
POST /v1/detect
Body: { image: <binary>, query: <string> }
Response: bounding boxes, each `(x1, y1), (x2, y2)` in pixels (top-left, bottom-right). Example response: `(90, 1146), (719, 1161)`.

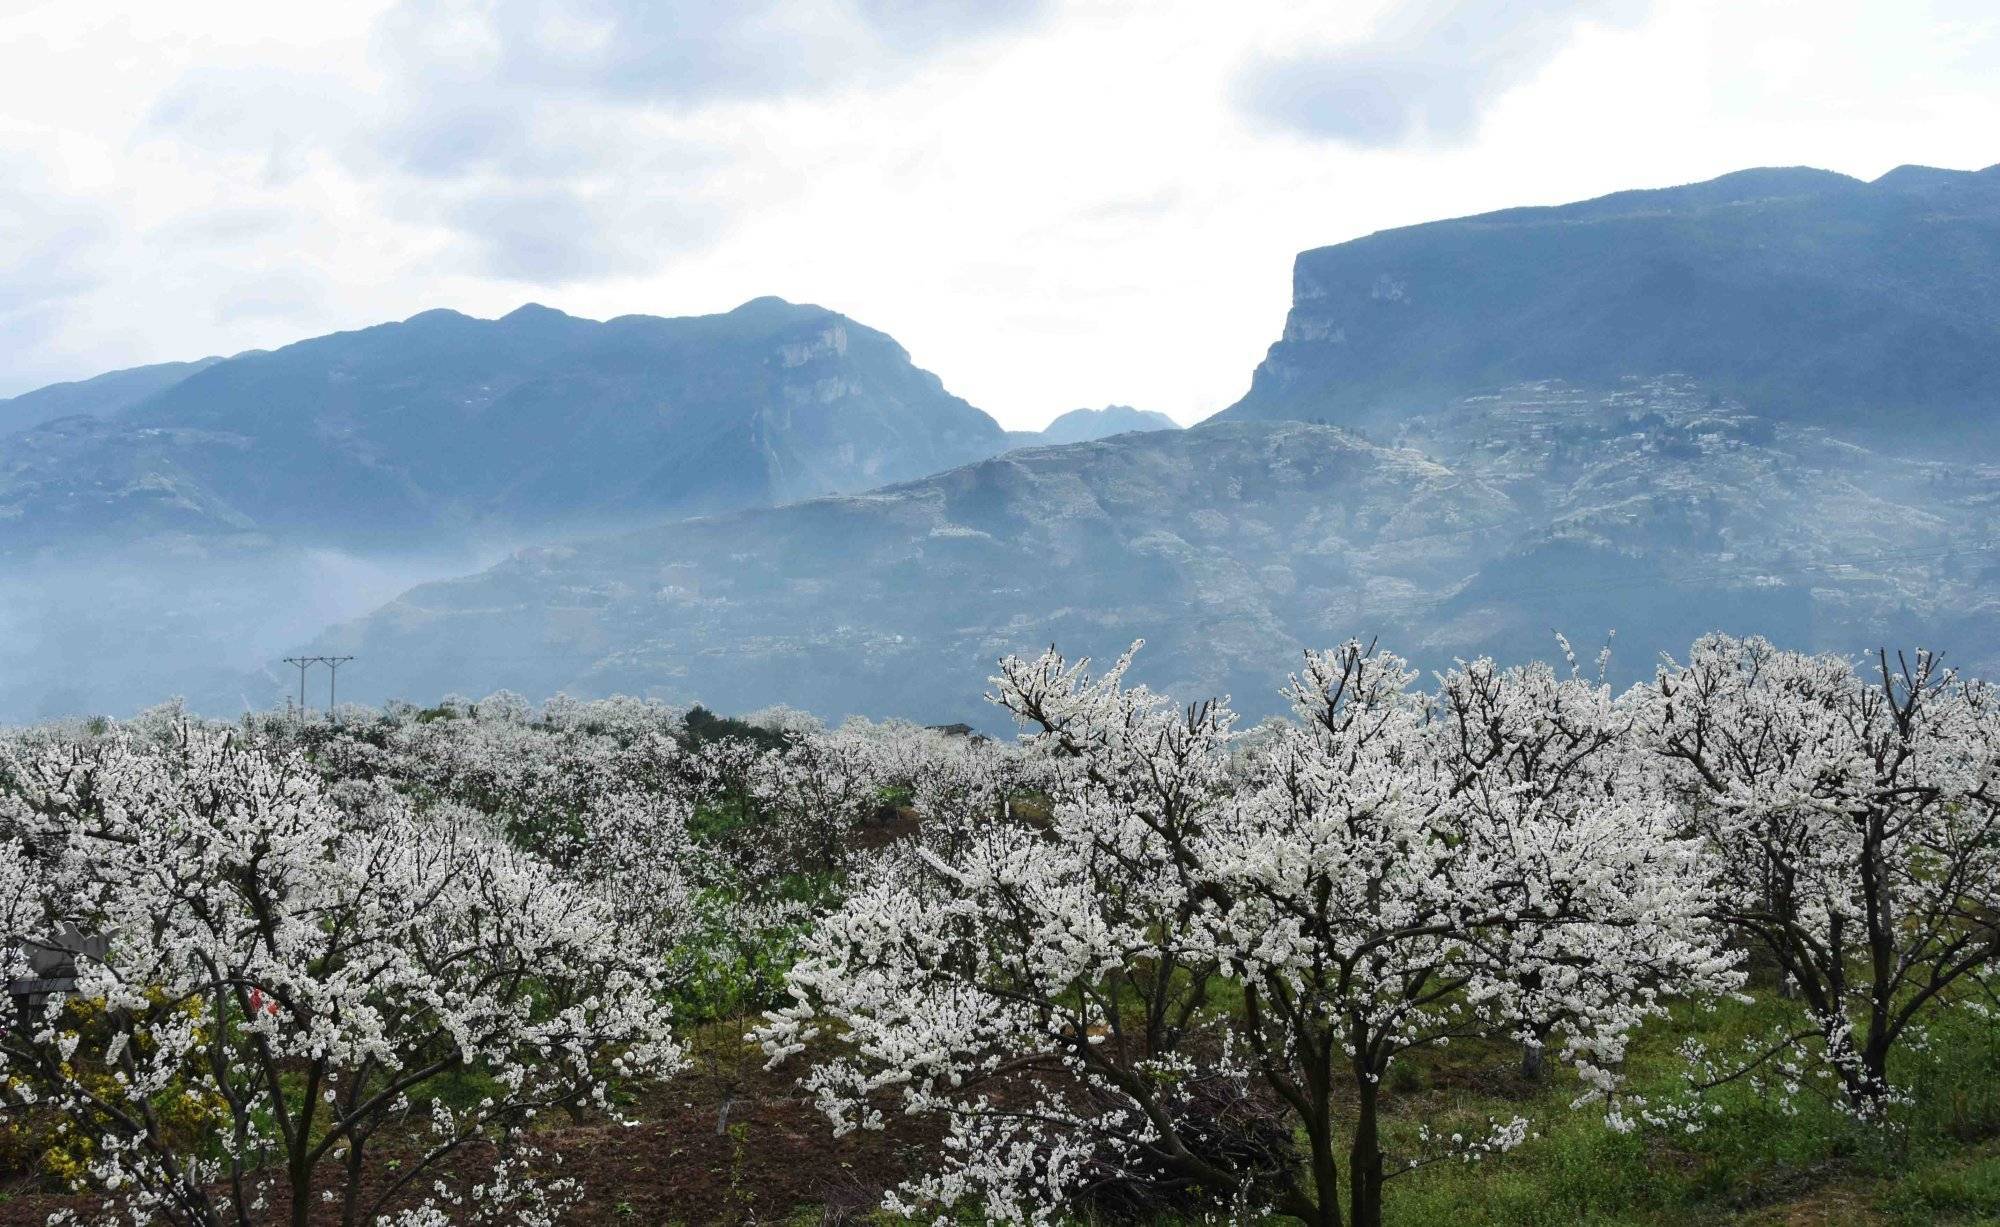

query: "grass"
(1374, 995), (2000, 1226)
(717, 980), (2000, 1225)
(1875, 1148), (2000, 1225)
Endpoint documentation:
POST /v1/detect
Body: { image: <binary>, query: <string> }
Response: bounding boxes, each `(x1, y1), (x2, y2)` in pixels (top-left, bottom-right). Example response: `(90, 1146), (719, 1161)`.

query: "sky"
(2, 0), (1997, 430)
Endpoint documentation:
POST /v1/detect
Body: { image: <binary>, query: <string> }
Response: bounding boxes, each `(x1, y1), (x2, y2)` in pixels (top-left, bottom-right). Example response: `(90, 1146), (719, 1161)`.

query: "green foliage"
(669, 895), (812, 1025)
(1380, 996), (2000, 1226)
(1878, 1150), (2000, 1225)
(688, 796), (758, 844)
(683, 705), (789, 753)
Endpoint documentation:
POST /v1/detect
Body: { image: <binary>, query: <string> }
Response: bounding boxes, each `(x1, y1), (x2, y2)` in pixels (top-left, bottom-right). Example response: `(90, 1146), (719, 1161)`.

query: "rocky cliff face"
(0, 298), (1007, 554)
(312, 378), (2000, 726)
(1217, 164), (2000, 451)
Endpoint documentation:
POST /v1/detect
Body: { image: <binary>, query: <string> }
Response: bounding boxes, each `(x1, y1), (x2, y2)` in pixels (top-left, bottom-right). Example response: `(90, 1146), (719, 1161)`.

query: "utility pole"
(283, 657), (316, 722)
(276, 655), (357, 724)
(322, 656), (354, 722)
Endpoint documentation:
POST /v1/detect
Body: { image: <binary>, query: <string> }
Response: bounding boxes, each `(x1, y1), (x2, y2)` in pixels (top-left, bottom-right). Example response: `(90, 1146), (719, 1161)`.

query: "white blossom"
(0, 720), (685, 1226)
(759, 641), (1741, 1227)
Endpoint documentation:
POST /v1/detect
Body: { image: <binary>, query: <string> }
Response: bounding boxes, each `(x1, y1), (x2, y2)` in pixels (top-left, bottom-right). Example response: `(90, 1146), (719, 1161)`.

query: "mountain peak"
(500, 302), (573, 323)
(729, 295), (824, 318)
(2, 296), (1006, 555)
(1036, 405), (1182, 444)
(1871, 163), (1976, 192)
(1689, 164), (1861, 197)
(495, 302), (591, 341)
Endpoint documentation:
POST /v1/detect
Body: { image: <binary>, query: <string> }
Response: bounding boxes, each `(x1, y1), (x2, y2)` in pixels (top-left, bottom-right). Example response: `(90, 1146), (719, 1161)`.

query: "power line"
(280, 655), (358, 722)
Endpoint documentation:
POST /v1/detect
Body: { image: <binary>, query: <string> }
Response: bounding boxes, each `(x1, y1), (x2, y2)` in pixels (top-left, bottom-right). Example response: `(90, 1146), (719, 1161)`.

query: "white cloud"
(0, 144), (121, 387)
(1236, 0), (1654, 148)
(371, 0), (1050, 108)
(0, 0), (1996, 428)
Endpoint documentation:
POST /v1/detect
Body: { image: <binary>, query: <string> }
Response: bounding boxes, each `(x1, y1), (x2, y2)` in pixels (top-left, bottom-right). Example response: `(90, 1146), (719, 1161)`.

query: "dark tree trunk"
(288, 1153), (313, 1227)
(1843, 1026), (1894, 1116)
(1299, 1106), (1345, 1227)
(340, 1133), (368, 1227)
(1349, 1073), (1385, 1227)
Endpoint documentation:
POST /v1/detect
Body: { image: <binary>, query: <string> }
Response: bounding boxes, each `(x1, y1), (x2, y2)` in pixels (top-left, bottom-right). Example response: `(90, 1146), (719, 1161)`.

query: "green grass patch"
(1373, 995), (2000, 1227)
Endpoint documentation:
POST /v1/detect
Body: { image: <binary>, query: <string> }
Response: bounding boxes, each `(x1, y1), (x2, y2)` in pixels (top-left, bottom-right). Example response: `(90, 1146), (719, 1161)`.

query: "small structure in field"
(5, 925), (108, 1012)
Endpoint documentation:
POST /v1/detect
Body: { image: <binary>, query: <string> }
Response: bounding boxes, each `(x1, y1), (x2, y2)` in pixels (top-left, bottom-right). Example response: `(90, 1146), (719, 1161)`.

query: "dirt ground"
(0, 810), (944, 1226)
(0, 1034), (934, 1226)
(548, 1036), (939, 1226)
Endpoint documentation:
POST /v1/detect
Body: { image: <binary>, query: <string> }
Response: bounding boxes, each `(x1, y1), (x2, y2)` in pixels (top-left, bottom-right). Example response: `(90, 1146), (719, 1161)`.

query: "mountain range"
(3, 161), (1998, 723)
(0, 298), (1011, 554)
(313, 376), (2000, 726)
(0, 303), (1189, 561)
(1024, 405), (1181, 445)
(0, 357), (224, 436)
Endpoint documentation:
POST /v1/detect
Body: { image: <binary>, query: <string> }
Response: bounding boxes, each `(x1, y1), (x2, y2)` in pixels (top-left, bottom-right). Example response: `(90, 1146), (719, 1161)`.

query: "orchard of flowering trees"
(0, 696), (934, 1225)
(757, 634), (2000, 1226)
(2, 633), (1998, 1226)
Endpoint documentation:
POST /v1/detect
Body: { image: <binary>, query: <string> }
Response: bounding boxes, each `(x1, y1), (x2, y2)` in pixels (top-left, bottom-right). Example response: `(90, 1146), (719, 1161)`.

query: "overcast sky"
(3, 0), (1996, 429)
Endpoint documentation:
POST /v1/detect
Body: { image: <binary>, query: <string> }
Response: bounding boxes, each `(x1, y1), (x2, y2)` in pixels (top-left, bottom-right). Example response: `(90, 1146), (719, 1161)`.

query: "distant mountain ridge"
(1026, 405), (1180, 445)
(11, 159), (2000, 726)
(312, 377), (2000, 726)
(1218, 162), (2000, 447)
(0, 298), (1007, 553)
(313, 418), (1514, 721)
(0, 357), (224, 435)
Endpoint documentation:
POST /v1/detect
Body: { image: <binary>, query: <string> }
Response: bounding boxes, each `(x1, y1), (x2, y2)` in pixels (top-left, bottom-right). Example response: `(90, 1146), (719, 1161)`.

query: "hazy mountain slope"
(0, 544), (494, 722)
(1217, 164), (2000, 447)
(0, 357), (222, 434)
(1389, 378), (2000, 672)
(0, 298), (1006, 553)
(314, 379), (1999, 725)
(314, 421), (1517, 723)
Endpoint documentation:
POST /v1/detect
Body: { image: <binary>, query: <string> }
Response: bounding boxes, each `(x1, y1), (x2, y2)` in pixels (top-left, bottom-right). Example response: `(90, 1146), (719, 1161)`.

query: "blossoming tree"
(760, 642), (1739, 1227)
(0, 722), (684, 1227)
(1636, 634), (2000, 1116)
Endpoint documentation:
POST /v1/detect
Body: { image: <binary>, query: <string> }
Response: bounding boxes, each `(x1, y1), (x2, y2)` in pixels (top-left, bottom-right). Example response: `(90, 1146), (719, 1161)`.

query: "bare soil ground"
(0, 1034), (935, 1226)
